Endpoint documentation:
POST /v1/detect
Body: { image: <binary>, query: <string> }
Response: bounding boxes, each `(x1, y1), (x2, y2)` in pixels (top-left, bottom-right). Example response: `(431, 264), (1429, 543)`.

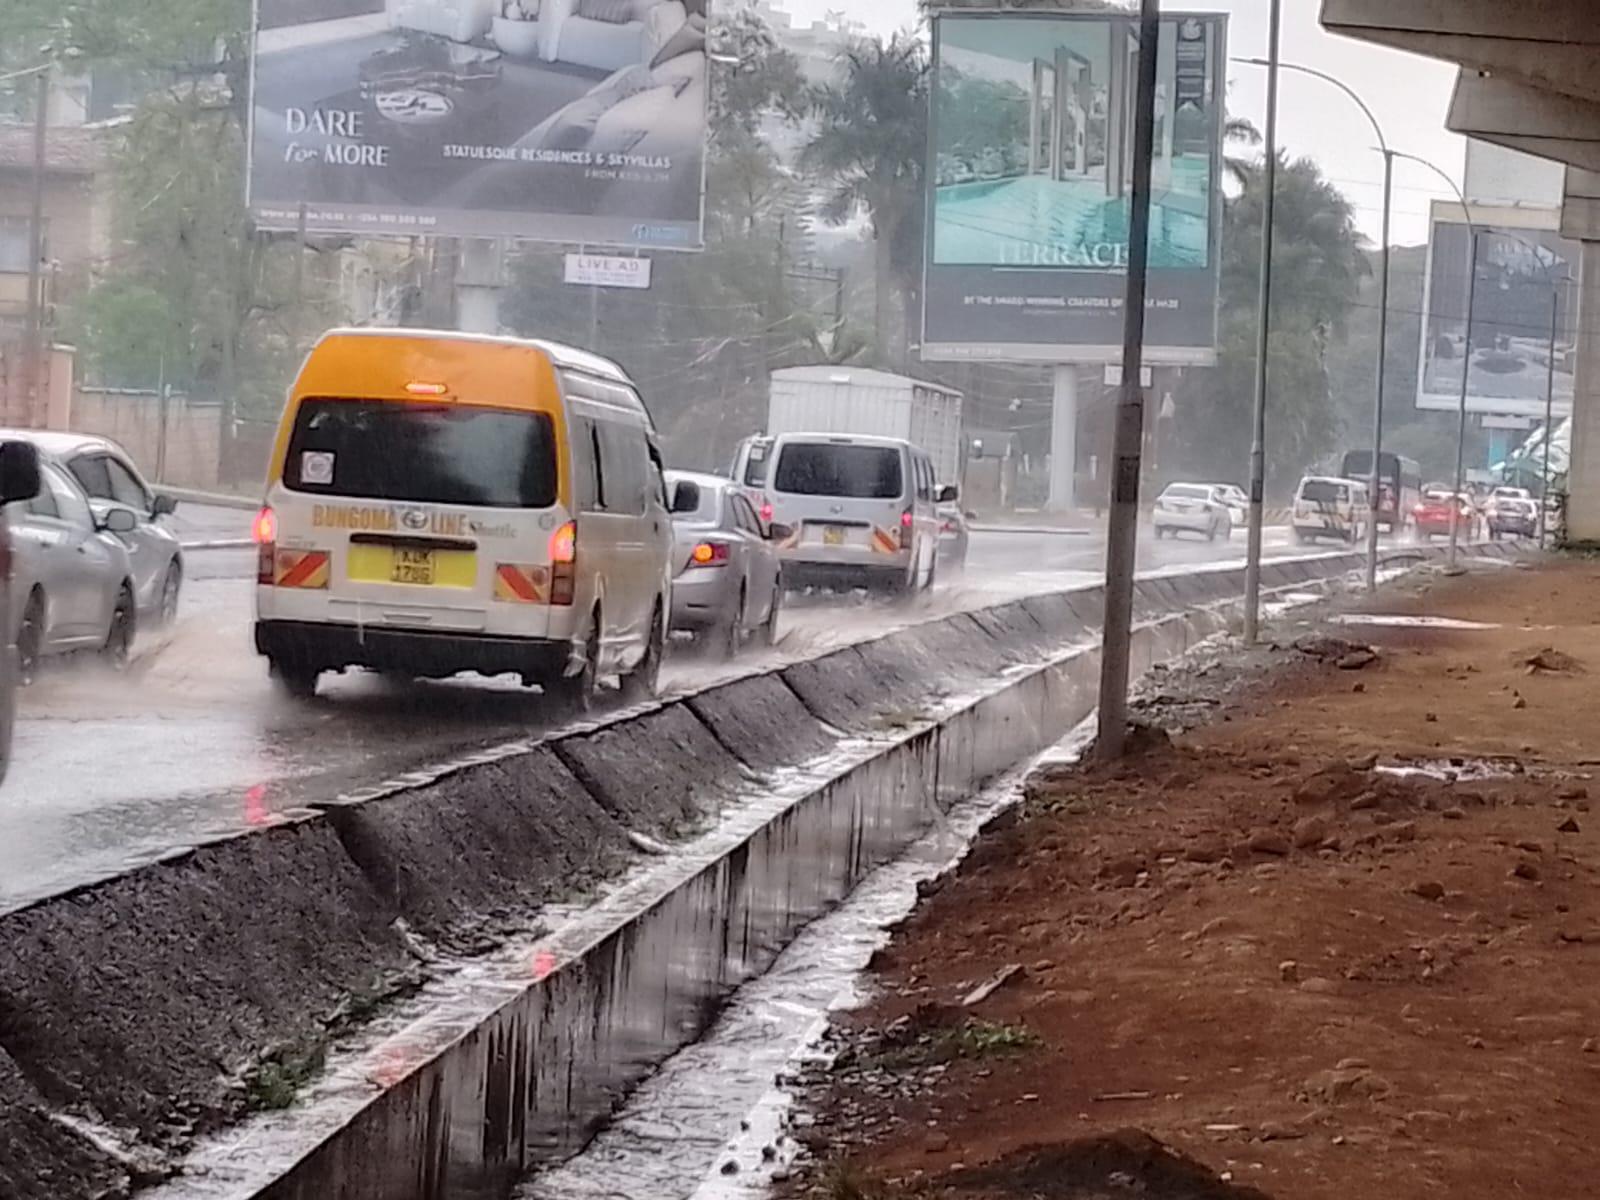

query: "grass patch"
(877, 1018), (1039, 1070)
(244, 1042), (328, 1112)
(819, 1160), (897, 1200)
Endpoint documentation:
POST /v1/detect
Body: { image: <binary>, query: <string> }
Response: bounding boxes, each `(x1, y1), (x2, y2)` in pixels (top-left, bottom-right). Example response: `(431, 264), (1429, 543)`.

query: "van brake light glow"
(254, 507), (277, 585)
(549, 520), (577, 606)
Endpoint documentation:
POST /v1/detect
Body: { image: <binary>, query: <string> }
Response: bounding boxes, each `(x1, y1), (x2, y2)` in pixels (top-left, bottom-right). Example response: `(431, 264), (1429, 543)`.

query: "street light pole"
(1390, 152), (1475, 571)
(1240, 0), (1281, 646)
(1095, 0), (1161, 760)
(1541, 289), (1560, 545)
(1234, 57), (1392, 592)
(1448, 228), (1479, 571)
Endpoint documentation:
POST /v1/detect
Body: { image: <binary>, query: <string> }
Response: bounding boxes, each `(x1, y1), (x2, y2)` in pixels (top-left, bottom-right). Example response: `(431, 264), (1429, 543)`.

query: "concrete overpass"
(1322, 1), (1600, 538)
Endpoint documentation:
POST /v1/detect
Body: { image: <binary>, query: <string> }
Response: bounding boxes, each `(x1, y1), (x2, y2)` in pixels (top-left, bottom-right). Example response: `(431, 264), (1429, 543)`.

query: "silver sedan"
(8, 459), (141, 679)
(666, 470), (784, 657)
(1, 430), (184, 627)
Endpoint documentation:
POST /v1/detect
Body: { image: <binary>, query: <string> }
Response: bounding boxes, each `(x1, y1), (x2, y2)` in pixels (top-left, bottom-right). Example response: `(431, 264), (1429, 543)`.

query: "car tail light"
(549, 520), (576, 606)
(690, 541), (731, 566)
(254, 507), (277, 585)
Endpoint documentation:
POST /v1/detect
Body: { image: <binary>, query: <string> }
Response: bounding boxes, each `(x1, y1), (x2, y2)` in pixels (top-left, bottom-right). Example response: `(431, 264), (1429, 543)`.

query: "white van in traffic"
(254, 329), (673, 707)
(1292, 475), (1371, 545)
(761, 433), (946, 593)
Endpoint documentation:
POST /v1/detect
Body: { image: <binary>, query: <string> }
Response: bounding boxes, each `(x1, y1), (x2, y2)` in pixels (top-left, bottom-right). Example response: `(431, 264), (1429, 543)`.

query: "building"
(0, 122), (112, 339)
(1321, 2), (1600, 540)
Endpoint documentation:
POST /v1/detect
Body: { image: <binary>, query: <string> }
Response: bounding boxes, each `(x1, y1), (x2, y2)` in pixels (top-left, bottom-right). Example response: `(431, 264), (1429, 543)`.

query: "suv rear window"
(1300, 480), (1347, 504)
(285, 399), (558, 508)
(773, 443), (903, 499)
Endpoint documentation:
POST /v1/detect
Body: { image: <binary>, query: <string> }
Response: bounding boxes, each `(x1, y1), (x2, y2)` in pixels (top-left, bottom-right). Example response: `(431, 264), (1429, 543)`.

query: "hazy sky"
(777, 0), (1468, 248)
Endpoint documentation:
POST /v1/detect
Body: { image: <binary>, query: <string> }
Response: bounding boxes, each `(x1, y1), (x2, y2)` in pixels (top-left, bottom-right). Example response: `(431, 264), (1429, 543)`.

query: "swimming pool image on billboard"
(932, 16), (1212, 270)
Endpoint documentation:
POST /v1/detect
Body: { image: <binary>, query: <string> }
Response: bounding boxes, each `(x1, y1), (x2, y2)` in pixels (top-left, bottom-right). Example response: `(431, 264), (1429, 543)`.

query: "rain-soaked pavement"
(0, 522), (1304, 913)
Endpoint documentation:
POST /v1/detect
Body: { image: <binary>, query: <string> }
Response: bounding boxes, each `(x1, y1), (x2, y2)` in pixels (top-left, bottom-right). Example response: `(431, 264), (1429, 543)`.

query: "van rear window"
(773, 443), (903, 499)
(1300, 480), (1347, 504)
(285, 399), (558, 508)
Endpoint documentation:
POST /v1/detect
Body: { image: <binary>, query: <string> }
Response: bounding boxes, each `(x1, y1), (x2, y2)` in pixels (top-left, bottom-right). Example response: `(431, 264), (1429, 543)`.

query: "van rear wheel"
(551, 621), (600, 714)
(622, 604), (665, 701)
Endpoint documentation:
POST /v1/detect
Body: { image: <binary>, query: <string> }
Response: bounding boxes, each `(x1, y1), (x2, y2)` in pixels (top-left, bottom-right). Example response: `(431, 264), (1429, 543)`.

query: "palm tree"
(801, 35), (928, 368)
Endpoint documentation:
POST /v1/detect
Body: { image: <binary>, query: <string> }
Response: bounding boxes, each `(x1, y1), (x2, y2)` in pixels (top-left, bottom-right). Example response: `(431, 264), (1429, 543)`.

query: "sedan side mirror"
(937, 484), (959, 504)
(101, 507), (139, 535)
(0, 441), (41, 506)
(767, 522), (794, 542)
(152, 493), (178, 517)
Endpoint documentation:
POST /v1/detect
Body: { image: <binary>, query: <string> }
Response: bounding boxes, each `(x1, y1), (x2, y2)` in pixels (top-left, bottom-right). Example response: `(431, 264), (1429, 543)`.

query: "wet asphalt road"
(0, 515), (1308, 913)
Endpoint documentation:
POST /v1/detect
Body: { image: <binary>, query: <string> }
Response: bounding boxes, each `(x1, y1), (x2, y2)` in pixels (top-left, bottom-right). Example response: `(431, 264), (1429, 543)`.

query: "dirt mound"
(946, 1131), (1272, 1199)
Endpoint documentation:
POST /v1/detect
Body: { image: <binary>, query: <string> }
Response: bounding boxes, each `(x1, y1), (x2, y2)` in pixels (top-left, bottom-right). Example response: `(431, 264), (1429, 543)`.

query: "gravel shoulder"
(786, 556), (1600, 1200)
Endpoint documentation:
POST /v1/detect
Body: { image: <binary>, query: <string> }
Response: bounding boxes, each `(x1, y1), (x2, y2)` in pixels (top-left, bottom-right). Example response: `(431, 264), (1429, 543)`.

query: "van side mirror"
(669, 481), (700, 514)
(767, 522), (794, 542)
(152, 493), (178, 517)
(937, 484), (959, 504)
(0, 441), (41, 506)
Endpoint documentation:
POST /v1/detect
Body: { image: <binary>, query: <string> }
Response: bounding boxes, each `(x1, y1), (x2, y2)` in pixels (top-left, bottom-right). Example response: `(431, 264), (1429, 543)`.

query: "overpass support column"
(1566, 240), (1600, 541)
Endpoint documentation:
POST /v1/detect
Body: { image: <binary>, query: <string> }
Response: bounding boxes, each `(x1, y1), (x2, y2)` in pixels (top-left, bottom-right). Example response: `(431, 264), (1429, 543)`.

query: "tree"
(1167, 152), (1370, 493)
(801, 35), (929, 368)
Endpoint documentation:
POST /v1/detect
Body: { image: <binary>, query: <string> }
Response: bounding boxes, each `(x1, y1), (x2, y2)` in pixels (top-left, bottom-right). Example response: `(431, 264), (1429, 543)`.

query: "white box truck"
(750, 366), (965, 487)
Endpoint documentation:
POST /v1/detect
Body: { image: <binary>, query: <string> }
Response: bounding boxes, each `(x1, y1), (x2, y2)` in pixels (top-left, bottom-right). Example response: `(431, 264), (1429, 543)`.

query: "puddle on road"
(1331, 614), (1502, 631)
(1376, 758), (1521, 783)
(515, 720), (1097, 1200)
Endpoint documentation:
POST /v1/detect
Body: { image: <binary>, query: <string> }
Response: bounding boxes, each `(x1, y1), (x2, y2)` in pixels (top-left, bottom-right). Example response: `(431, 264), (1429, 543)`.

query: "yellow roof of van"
(291, 328), (637, 410)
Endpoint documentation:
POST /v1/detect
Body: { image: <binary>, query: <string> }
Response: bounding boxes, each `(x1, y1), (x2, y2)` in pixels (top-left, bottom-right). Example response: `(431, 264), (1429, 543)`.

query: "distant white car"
(1153, 482), (1233, 541)
(1209, 483), (1249, 528)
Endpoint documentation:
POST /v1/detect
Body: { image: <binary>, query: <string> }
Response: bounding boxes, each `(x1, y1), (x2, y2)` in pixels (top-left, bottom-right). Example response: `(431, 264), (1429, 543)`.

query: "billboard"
(1417, 207), (1579, 418)
(922, 10), (1226, 364)
(246, 0), (709, 248)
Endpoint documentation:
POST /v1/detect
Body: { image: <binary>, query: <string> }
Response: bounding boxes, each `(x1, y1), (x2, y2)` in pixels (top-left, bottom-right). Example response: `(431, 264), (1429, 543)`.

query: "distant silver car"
(9, 459), (141, 679)
(1153, 482), (1233, 541)
(0, 430), (183, 627)
(666, 470), (784, 657)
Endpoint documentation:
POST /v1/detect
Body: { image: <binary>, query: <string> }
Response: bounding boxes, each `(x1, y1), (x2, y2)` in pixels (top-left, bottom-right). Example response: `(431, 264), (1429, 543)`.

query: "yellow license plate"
(391, 548), (436, 585)
(823, 526), (846, 546)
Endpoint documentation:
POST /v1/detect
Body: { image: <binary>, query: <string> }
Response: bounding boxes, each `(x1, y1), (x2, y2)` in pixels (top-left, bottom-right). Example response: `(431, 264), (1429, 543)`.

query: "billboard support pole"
(1541, 290), (1560, 545)
(1242, 0), (1282, 645)
(1095, 0), (1161, 761)
(1048, 366), (1077, 512)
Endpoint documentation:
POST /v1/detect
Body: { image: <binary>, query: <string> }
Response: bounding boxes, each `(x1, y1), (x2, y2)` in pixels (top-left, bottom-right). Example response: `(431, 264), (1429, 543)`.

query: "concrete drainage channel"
(0, 546), (1524, 1200)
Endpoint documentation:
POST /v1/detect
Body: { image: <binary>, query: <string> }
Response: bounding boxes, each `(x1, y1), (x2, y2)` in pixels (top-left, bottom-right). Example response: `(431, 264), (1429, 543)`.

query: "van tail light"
(549, 520), (577, 606)
(760, 500), (774, 524)
(899, 508), (913, 550)
(690, 541), (731, 567)
(253, 507), (277, 585)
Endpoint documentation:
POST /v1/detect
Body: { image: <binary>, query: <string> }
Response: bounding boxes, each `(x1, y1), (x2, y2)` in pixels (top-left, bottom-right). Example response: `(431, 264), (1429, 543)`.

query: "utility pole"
(1241, 0), (1282, 644)
(1095, 0), (1161, 760)
(23, 68), (49, 425)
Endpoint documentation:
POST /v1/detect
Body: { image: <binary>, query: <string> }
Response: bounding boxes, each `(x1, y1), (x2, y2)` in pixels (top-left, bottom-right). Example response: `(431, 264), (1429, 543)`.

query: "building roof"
(0, 123), (108, 176)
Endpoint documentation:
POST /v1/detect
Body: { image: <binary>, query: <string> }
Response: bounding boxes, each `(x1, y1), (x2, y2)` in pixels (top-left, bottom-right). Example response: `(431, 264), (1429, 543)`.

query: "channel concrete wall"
(0, 546), (1525, 1199)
